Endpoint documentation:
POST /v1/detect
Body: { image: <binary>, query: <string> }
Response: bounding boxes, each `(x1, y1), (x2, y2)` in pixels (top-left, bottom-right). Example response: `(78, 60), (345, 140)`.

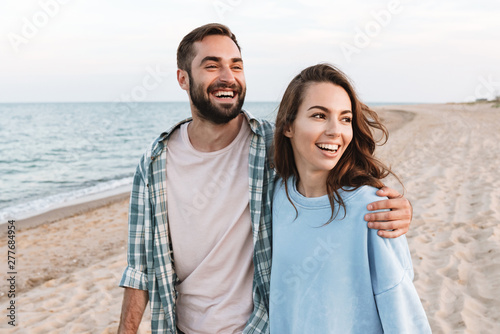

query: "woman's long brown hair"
(274, 63), (399, 223)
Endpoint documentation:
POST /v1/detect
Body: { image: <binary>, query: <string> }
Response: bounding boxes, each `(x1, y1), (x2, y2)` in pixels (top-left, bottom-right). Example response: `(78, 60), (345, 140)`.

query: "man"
(118, 23), (412, 334)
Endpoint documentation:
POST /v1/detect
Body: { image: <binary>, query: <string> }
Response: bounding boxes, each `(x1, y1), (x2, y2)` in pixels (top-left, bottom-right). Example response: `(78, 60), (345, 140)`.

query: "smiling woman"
(274, 63), (393, 219)
(270, 63), (431, 333)
(283, 82), (353, 198)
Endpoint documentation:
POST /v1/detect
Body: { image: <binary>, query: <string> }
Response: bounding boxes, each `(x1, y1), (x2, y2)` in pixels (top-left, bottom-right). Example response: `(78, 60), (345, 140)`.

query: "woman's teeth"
(317, 144), (339, 152)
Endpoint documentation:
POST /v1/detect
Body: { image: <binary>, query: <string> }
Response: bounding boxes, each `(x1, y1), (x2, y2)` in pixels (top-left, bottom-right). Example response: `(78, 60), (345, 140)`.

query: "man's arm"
(117, 287), (149, 334)
(365, 186), (413, 238)
(118, 154), (150, 333)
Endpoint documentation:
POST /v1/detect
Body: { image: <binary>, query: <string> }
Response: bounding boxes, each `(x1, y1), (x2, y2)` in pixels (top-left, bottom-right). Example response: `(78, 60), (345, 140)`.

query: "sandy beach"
(1, 102), (499, 333)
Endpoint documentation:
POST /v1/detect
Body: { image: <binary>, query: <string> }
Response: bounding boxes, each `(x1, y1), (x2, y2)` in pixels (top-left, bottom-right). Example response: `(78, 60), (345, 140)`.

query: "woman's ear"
(284, 124), (294, 138)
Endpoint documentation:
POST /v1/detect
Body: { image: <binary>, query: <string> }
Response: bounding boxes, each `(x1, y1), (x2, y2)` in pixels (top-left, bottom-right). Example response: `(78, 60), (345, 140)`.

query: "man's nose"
(219, 66), (236, 84)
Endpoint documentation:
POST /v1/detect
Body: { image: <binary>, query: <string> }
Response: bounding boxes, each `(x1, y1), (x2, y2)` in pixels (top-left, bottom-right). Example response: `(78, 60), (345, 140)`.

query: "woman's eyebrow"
(307, 106), (352, 114)
(307, 105), (329, 112)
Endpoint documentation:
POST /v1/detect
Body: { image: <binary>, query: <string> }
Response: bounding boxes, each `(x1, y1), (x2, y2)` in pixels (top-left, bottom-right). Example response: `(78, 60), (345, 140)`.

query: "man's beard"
(188, 73), (246, 125)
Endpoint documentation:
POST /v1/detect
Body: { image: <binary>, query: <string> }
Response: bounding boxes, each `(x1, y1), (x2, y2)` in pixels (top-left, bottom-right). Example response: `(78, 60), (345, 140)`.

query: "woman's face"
(285, 82), (353, 180)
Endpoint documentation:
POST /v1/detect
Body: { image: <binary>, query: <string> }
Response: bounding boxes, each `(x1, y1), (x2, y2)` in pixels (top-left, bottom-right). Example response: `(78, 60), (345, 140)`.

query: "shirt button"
(269, 163), (275, 169)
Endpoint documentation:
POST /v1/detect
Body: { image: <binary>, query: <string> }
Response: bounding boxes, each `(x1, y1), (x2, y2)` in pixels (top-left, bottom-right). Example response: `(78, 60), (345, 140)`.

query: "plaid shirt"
(120, 110), (275, 334)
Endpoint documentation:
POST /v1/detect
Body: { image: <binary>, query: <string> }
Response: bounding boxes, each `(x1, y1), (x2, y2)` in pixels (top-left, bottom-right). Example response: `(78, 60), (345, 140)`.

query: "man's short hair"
(177, 23), (241, 74)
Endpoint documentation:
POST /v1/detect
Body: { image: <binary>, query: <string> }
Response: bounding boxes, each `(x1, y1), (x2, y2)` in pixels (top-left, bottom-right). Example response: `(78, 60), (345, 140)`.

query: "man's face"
(185, 35), (246, 124)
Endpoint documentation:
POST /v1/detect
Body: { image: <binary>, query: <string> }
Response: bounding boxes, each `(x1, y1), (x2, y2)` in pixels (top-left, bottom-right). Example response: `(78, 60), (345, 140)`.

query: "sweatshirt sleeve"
(368, 229), (432, 333)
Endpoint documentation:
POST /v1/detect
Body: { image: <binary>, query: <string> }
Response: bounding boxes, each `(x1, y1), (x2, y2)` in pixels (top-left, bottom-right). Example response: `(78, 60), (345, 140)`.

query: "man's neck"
(187, 113), (244, 152)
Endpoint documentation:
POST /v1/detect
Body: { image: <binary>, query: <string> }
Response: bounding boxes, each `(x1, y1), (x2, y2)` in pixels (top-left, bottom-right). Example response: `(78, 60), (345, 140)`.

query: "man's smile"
(213, 90), (235, 99)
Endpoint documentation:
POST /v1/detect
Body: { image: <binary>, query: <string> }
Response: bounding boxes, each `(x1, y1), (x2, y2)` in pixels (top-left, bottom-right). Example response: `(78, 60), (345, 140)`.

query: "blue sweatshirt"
(270, 178), (431, 333)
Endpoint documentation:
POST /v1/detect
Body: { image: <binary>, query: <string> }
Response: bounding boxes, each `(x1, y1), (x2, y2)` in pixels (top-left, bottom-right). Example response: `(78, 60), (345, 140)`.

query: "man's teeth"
(317, 144), (339, 152)
(214, 91), (234, 98)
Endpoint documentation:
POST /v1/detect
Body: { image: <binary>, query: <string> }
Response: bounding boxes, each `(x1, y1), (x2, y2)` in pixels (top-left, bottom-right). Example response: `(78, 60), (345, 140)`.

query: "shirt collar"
(149, 109), (266, 160)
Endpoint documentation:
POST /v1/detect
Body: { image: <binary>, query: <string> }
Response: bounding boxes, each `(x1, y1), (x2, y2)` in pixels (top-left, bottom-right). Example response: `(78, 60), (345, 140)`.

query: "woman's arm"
(368, 229), (431, 333)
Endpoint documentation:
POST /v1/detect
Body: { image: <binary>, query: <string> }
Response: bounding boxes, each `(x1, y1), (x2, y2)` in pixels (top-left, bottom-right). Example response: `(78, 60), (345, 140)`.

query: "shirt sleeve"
(119, 155), (149, 290)
(368, 229), (432, 333)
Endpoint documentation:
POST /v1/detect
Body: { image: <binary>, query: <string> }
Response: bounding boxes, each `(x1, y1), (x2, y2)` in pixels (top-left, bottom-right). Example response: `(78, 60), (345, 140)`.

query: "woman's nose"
(325, 121), (340, 137)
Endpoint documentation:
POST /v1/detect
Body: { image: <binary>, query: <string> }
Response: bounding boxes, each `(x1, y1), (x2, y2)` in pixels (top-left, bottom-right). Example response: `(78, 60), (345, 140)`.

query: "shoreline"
(373, 106), (417, 133)
(1, 185), (131, 233)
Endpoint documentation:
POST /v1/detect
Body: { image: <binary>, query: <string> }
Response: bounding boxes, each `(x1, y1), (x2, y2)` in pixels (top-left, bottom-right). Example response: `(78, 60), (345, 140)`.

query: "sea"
(0, 101), (406, 222)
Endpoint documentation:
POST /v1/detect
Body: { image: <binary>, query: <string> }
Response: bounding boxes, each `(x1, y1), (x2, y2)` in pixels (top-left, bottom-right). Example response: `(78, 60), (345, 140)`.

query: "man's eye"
(205, 65), (217, 69)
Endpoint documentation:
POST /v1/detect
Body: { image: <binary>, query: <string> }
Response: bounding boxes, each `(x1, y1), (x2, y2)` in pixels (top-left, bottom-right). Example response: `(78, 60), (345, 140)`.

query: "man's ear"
(284, 124), (294, 138)
(177, 69), (189, 91)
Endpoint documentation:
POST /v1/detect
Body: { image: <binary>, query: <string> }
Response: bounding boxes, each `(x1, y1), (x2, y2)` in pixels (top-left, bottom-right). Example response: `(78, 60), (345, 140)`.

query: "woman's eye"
(342, 117), (352, 123)
(312, 113), (326, 119)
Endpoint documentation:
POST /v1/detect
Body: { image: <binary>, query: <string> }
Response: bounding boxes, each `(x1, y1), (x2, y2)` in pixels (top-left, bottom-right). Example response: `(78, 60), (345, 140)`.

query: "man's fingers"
(367, 220), (407, 231)
(367, 197), (408, 211)
(367, 190), (413, 239)
(375, 228), (408, 239)
(367, 220), (409, 238)
(376, 186), (402, 199)
(365, 207), (411, 223)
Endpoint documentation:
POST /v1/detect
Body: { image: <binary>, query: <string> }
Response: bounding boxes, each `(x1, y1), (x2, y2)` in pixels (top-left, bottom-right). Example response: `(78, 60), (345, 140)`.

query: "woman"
(270, 64), (431, 333)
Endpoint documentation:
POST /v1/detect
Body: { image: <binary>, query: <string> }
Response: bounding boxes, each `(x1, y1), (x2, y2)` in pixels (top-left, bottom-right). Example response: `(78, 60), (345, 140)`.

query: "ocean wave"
(0, 177), (133, 222)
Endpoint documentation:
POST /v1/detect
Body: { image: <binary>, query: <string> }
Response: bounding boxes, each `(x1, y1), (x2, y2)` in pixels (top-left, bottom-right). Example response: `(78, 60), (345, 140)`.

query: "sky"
(0, 0), (499, 104)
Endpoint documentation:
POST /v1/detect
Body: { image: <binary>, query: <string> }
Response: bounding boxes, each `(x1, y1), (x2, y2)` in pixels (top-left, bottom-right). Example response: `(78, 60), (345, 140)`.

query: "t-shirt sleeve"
(368, 229), (431, 333)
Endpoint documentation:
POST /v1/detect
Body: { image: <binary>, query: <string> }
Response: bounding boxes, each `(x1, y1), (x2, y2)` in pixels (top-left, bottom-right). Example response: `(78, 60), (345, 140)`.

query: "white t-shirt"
(165, 120), (254, 334)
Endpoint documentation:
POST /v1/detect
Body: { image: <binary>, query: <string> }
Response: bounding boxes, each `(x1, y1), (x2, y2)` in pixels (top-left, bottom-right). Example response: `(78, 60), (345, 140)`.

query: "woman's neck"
(296, 171), (329, 198)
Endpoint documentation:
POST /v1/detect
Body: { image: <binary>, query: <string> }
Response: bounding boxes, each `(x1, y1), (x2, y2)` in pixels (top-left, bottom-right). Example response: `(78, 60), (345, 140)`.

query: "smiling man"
(117, 23), (413, 334)
(181, 35), (246, 125)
